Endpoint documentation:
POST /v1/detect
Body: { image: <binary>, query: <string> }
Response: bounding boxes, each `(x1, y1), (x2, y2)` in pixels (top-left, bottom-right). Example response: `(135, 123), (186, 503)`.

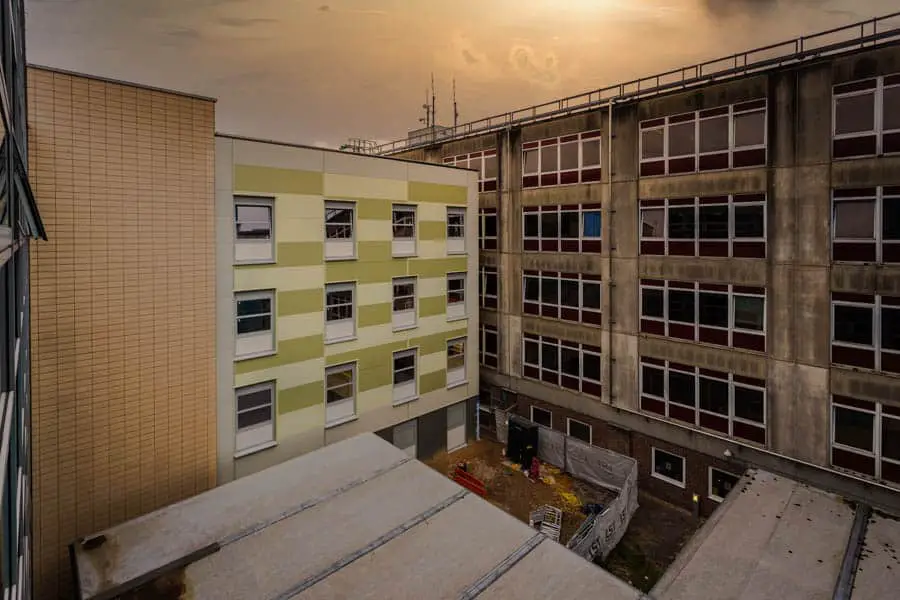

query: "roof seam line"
(269, 489), (469, 600)
(457, 532), (546, 600)
(220, 456), (413, 547)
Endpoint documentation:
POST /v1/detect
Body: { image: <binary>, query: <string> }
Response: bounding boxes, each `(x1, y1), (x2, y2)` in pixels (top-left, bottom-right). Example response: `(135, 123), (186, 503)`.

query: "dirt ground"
(425, 439), (616, 544)
(601, 492), (703, 592)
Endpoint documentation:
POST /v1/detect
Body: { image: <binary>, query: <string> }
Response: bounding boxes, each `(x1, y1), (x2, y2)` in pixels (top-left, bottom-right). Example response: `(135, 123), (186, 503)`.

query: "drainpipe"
(605, 99), (615, 404)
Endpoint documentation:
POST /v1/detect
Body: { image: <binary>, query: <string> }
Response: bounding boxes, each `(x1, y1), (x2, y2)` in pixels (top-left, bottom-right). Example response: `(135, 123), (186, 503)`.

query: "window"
(447, 207), (466, 254)
(392, 204), (417, 256)
(235, 382), (275, 454)
(325, 201), (355, 260)
(447, 272), (466, 320)
(444, 149), (499, 192)
(531, 406), (552, 428)
(639, 358), (767, 445)
(709, 468), (740, 502)
(522, 333), (601, 397)
(523, 271), (602, 326)
(234, 198), (274, 263)
(652, 448), (686, 487)
(447, 337), (467, 386)
(832, 73), (900, 158)
(325, 363), (356, 425)
(392, 349), (417, 404)
(392, 277), (417, 330)
(639, 194), (767, 258)
(640, 280), (767, 352)
(325, 282), (355, 343)
(235, 291), (274, 359)
(480, 324), (499, 369)
(479, 208), (498, 250)
(832, 187), (900, 264)
(831, 396), (900, 485)
(640, 100), (767, 177)
(479, 266), (499, 309)
(567, 418), (592, 445)
(522, 131), (602, 188)
(831, 293), (900, 374)
(522, 204), (603, 253)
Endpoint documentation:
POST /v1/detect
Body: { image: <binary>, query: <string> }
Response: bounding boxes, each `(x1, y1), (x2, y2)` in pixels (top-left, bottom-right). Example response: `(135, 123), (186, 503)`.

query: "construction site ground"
(425, 439), (617, 545)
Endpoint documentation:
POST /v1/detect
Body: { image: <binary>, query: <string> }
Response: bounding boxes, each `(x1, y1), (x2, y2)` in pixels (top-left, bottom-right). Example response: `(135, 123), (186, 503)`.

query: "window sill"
(708, 494), (725, 504)
(325, 335), (357, 346)
(393, 395), (419, 407)
(446, 314), (468, 323)
(324, 255), (358, 262)
(651, 472), (686, 489)
(234, 350), (277, 362)
(393, 324), (418, 333)
(392, 252), (418, 259)
(325, 415), (359, 430)
(234, 259), (277, 267)
(234, 440), (277, 459)
(447, 249), (467, 255)
(446, 380), (468, 391)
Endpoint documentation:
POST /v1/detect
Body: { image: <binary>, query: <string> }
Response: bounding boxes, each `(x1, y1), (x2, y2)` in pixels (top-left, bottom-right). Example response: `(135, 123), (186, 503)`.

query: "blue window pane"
(583, 211), (602, 238)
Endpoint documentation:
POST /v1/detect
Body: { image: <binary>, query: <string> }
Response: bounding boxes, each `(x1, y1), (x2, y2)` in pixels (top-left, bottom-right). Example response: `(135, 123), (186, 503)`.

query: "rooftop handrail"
(373, 11), (900, 155)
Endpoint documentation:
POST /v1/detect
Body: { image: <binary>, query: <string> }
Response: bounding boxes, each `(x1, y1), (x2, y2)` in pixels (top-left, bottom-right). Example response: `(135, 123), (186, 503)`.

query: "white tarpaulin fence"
(494, 408), (638, 562)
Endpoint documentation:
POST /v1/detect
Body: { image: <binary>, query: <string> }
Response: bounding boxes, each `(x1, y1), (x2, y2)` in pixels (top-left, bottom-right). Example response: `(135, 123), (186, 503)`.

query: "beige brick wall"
(27, 67), (217, 599)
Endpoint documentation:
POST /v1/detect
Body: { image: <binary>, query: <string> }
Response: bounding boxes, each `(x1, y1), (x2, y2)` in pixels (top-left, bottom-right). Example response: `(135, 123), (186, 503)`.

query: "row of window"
(480, 324), (499, 369)
(523, 271), (602, 326)
(522, 130), (603, 188)
(832, 186), (900, 264)
(235, 273), (469, 358)
(639, 100), (767, 177)
(831, 293), (899, 375)
(640, 194), (766, 258)
(832, 73), (900, 158)
(479, 266), (499, 310)
(831, 395), (900, 485)
(479, 208), (498, 250)
(640, 358), (767, 445)
(529, 406), (593, 445)
(234, 198), (469, 264)
(235, 338), (469, 453)
(640, 280), (767, 353)
(443, 150), (499, 192)
(522, 334), (601, 397)
(522, 204), (602, 253)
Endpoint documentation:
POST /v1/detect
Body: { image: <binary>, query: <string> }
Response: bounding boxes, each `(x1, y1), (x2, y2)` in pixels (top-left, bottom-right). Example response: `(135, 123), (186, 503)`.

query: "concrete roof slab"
(852, 511), (900, 600)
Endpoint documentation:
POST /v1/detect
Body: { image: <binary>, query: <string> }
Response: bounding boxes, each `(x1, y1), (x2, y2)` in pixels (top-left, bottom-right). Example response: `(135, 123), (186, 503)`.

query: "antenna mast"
(430, 73), (436, 129)
(452, 78), (459, 128)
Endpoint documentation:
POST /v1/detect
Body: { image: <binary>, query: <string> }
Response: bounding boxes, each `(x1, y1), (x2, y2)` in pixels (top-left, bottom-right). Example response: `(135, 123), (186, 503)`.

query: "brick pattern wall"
(27, 68), (217, 599)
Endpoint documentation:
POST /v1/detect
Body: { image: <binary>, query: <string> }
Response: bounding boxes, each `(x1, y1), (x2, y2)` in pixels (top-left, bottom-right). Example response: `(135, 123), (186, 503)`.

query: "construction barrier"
(494, 408), (639, 563)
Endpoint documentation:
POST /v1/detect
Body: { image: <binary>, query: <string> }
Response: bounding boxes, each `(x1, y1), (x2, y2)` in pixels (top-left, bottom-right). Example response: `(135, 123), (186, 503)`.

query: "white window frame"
(446, 337), (467, 388)
(651, 447), (686, 488)
(830, 396), (900, 482)
(567, 417), (592, 445)
(479, 324), (499, 368)
(708, 467), (741, 503)
(325, 362), (357, 427)
(831, 187), (899, 264)
(234, 197), (275, 264)
(446, 206), (467, 255)
(530, 405), (552, 428)
(324, 200), (356, 260)
(391, 204), (417, 257)
(392, 348), (418, 405)
(325, 282), (356, 343)
(522, 204), (603, 252)
(234, 290), (275, 359)
(479, 266), (499, 309)
(445, 150), (499, 190)
(478, 209), (498, 250)
(831, 294), (898, 372)
(522, 271), (601, 324)
(521, 130), (602, 187)
(521, 334), (602, 396)
(832, 74), (900, 156)
(392, 276), (417, 331)
(446, 272), (467, 321)
(234, 381), (275, 456)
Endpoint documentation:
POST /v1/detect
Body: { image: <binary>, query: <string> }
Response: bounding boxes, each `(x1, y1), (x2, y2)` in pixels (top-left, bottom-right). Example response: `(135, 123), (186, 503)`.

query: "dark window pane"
(883, 197), (900, 241)
(582, 139), (601, 166)
(733, 296), (765, 331)
(583, 283), (601, 310)
(532, 407), (552, 427)
(393, 354), (415, 371)
(834, 92), (876, 135)
(484, 272), (498, 296)
(653, 449), (684, 483)
(699, 205), (729, 239)
(699, 377), (729, 415)
(642, 288), (664, 318)
(642, 365), (664, 397)
(237, 315), (271, 335)
(642, 209), (665, 238)
(668, 207), (696, 239)
(524, 339), (540, 365)
(833, 405), (874, 451)
(560, 279), (579, 308)
(668, 121), (696, 157)
(524, 276), (540, 302)
(882, 307), (900, 351)
(560, 212), (579, 238)
(237, 298), (271, 316)
(524, 213), (540, 237)
(484, 330), (498, 354)
(237, 406), (271, 429)
(733, 110), (766, 147)
(560, 142), (579, 171)
(734, 205), (765, 238)
(833, 304), (874, 345)
(641, 128), (665, 160)
(834, 200), (875, 238)
(884, 87), (900, 131)
(561, 347), (580, 376)
(541, 212), (559, 238)
(542, 342), (559, 371)
(541, 145), (558, 172)
(710, 469), (740, 499)
(668, 370), (696, 407)
(734, 387), (765, 423)
(699, 293), (728, 327)
(541, 277), (559, 304)
(569, 420), (592, 443)
(484, 154), (498, 179)
(882, 416), (900, 461)
(699, 116), (729, 153)
(582, 352), (601, 381)
(524, 149), (539, 173)
(669, 290), (696, 323)
(238, 388), (272, 411)
(484, 214), (498, 237)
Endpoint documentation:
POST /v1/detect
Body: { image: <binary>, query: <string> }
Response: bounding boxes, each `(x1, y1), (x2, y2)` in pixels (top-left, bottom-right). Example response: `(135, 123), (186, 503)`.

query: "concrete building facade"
(383, 24), (900, 515)
(215, 135), (480, 481)
(27, 67), (218, 599)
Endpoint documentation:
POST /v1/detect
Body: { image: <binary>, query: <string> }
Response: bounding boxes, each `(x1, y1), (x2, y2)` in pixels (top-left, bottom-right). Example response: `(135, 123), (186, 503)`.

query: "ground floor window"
(708, 467), (740, 502)
(652, 447), (686, 488)
(567, 417), (592, 445)
(530, 405), (552, 428)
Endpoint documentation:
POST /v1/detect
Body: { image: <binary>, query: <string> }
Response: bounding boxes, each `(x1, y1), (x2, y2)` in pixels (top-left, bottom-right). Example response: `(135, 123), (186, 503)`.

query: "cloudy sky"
(24, 0), (900, 147)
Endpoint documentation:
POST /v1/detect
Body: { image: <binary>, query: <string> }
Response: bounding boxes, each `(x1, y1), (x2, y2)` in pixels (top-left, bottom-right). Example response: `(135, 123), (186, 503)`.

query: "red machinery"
(451, 462), (486, 497)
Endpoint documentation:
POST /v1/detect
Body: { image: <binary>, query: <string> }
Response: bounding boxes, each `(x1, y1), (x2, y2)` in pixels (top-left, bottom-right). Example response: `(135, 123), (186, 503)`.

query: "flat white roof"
(72, 433), (641, 600)
(852, 510), (900, 600)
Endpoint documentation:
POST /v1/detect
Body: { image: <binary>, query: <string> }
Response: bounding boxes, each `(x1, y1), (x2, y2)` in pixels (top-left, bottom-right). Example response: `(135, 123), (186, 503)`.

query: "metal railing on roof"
(373, 12), (900, 156)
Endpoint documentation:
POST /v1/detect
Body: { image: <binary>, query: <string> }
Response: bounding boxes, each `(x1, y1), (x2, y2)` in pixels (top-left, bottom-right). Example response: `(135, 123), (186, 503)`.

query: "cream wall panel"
(233, 138), (325, 172)
(417, 276), (445, 299)
(277, 195), (325, 219)
(278, 312), (325, 341)
(278, 402), (327, 438)
(417, 240), (452, 260)
(234, 266), (324, 292)
(277, 216), (324, 243)
(324, 314), (464, 357)
(409, 384), (476, 421)
(357, 282), (392, 305)
(418, 202), (457, 221)
(324, 173), (408, 201)
(234, 357), (325, 390)
(323, 150), (409, 180)
(419, 350), (446, 375)
(357, 218), (392, 242)
(407, 161), (474, 187)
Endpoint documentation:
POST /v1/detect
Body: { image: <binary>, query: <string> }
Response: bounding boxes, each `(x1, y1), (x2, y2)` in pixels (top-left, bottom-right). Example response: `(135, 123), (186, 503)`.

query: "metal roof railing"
(373, 12), (900, 156)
